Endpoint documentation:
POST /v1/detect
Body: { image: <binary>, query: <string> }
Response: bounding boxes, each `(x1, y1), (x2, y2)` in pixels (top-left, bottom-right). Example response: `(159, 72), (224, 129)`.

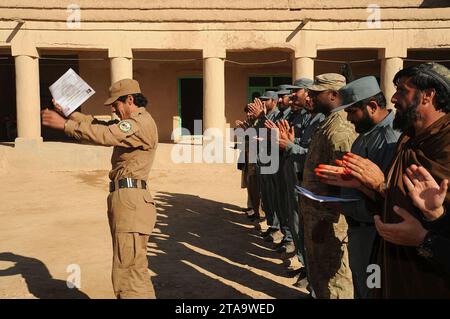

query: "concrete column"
(292, 45), (316, 81)
(109, 48), (133, 119)
(293, 56), (314, 80)
(203, 56), (225, 138)
(172, 115), (181, 143)
(381, 57), (403, 108)
(110, 57), (133, 84)
(14, 54), (42, 145)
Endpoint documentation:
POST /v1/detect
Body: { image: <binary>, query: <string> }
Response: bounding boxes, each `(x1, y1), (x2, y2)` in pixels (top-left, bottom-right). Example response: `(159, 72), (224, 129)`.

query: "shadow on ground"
(148, 192), (308, 299)
(0, 252), (90, 299)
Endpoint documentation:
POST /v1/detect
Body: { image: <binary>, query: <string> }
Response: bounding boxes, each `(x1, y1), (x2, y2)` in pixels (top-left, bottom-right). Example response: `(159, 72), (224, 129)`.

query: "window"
(247, 76), (292, 102)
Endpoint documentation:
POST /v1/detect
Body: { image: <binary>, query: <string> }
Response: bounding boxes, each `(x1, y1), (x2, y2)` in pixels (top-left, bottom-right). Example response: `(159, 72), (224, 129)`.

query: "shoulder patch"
(118, 120), (132, 133)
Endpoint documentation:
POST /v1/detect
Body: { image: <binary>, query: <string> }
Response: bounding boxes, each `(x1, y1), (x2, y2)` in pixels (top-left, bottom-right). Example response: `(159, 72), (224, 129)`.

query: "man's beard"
(291, 100), (304, 112)
(293, 98), (306, 110)
(354, 108), (376, 133)
(312, 101), (327, 114)
(393, 92), (421, 132)
(279, 102), (288, 110)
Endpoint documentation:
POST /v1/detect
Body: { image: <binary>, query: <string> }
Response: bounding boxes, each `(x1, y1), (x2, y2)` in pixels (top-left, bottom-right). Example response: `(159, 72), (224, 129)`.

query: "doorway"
(39, 54), (80, 141)
(178, 77), (203, 136)
(0, 55), (16, 142)
(247, 75), (292, 103)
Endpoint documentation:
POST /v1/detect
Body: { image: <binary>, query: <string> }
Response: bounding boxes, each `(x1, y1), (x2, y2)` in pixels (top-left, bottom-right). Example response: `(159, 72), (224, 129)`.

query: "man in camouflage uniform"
(301, 73), (357, 298)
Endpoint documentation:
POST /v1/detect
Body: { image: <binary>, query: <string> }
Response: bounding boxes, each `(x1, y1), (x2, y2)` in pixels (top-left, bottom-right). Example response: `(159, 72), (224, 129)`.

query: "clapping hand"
(247, 103), (261, 119)
(277, 120), (294, 142)
(340, 153), (385, 194)
(235, 120), (246, 129)
(314, 163), (362, 188)
(403, 164), (448, 221)
(247, 98), (265, 119)
(276, 120), (294, 149)
(254, 98), (266, 115)
(264, 119), (277, 130)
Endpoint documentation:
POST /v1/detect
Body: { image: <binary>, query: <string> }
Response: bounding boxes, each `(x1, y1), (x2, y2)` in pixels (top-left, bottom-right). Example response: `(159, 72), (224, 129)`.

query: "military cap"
(286, 78), (314, 90)
(337, 76), (382, 111)
(309, 73), (346, 92)
(259, 91), (279, 100)
(104, 78), (141, 105)
(276, 84), (293, 96)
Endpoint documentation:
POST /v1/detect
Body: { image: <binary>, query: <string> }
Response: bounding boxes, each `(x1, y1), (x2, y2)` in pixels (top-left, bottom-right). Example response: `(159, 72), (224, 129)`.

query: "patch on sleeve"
(118, 120), (132, 133)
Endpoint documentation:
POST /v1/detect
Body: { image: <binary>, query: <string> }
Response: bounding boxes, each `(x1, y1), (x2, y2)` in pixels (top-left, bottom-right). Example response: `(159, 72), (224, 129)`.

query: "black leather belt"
(109, 178), (147, 192)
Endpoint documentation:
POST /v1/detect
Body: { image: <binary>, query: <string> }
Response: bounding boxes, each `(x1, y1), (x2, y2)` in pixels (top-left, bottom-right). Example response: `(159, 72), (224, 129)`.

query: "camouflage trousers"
(301, 202), (354, 299)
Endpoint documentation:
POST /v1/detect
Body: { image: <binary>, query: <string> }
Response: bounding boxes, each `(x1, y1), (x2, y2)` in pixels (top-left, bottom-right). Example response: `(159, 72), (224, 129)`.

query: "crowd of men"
(236, 62), (450, 299)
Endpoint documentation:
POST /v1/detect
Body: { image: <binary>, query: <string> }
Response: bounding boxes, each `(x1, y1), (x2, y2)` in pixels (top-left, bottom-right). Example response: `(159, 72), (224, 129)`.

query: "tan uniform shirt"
(64, 107), (158, 234)
(65, 107), (158, 181)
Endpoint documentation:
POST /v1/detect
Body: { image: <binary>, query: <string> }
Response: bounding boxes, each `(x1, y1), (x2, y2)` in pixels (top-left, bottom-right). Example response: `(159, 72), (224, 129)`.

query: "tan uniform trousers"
(111, 232), (155, 299)
(107, 188), (157, 299)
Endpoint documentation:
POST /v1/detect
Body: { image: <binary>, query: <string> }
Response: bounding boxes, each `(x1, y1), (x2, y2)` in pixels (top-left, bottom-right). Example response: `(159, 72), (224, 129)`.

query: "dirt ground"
(0, 164), (307, 299)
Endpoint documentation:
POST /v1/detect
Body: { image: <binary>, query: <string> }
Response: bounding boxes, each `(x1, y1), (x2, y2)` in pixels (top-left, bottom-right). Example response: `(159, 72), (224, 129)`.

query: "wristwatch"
(417, 231), (437, 259)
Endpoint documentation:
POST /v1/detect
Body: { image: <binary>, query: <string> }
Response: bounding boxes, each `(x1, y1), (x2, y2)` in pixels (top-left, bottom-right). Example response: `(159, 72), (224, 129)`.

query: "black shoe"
(276, 241), (295, 254)
(254, 219), (268, 231)
(287, 267), (304, 278)
(248, 214), (261, 222)
(295, 267), (307, 281)
(293, 279), (304, 288)
(276, 244), (287, 254)
(246, 209), (256, 218)
(293, 270), (307, 288)
(264, 230), (284, 244)
(272, 241), (284, 249)
(260, 227), (276, 238)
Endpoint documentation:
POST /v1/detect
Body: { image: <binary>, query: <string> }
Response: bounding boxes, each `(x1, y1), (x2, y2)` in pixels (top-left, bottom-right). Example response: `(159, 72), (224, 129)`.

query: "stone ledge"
(0, 142), (239, 172)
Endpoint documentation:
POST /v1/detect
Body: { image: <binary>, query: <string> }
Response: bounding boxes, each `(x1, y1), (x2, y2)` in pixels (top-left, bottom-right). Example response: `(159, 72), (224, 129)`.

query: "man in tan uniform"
(301, 74), (356, 298)
(41, 78), (158, 299)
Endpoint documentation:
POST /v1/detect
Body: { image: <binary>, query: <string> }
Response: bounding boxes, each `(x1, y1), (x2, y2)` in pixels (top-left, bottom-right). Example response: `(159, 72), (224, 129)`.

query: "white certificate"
(295, 185), (360, 203)
(48, 68), (95, 116)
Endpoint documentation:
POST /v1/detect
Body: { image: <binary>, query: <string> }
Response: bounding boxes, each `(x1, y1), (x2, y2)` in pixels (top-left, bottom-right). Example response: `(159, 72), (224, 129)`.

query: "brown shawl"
(376, 112), (450, 298)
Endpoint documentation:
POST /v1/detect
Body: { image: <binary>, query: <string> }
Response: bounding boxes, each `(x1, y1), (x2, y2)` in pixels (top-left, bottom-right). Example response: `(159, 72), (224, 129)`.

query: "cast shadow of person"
(419, 0), (450, 7)
(0, 252), (90, 299)
(148, 192), (308, 299)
